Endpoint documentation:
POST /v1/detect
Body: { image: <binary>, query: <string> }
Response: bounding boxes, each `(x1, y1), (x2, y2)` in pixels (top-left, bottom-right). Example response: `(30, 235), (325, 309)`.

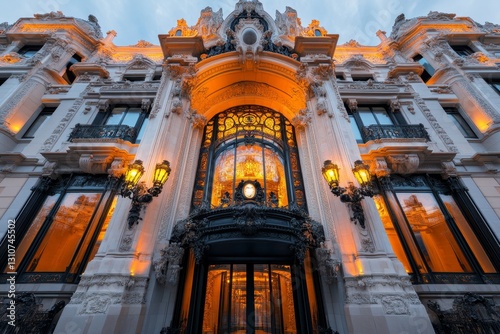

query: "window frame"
(22, 106), (56, 139)
(443, 106), (477, 138)
(192, 105), (307, 212)
(17, 45), (43, 58)
(93, 103), (150, 144)
(0, 175), (118, 284)
(412, 54), (435, 83)
(450, 45), (475, 57)
(62, 53), (82, 84)
(486, 78), (500, 95)
(377, 174), (500, 284)
(347, 104), (406, 143)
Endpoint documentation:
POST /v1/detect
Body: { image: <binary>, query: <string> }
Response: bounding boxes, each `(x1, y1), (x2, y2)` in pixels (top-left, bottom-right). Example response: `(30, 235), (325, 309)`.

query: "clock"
(243, 182), (256, 199)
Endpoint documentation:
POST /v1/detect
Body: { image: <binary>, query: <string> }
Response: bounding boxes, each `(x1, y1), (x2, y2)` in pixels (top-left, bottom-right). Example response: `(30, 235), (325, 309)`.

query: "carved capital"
(291, 108), (311, 129)
(347, 98), (358, 112)
(387, 154), (419, 174)
(154, 243), (185, 285)
(79, 154), (114, 174)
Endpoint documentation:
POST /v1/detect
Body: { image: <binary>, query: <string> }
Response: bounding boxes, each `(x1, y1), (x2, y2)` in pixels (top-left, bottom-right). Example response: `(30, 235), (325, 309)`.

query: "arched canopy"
(190, 52), (307, 121)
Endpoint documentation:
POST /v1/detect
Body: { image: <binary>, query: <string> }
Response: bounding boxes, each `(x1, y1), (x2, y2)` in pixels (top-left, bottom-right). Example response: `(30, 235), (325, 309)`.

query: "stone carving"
(186, 108), (207, 128)
(389, 99), (401, 113)
(275, 6), (302, 38)
(428, 293), (500, 333)
(125, 54), (156, 70)
(372, 158), (391, 178)
(154, 243), (185, 285)
(34, 11), (65, 20)
(381, 296), (410, 315)
(387, 154), (420, 174)
(291, 108), (311, 129)
(302, 19), (327, 36)
(168, 18), (197, 37)
(315, 246), (340, 284)
(347, 98), (358, 112)
(40, 85), (92, 152)
(80, 294), (119, 314)
(131, 40), (155, 48)
(0, 52), (23, 63)
(108, 158), (126, 178)
(79, 154), (114, 174)
(195, 7), (223, 39)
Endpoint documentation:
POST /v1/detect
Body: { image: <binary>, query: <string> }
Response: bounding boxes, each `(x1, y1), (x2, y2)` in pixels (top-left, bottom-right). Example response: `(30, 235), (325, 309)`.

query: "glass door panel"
(202, 264), (296, 334)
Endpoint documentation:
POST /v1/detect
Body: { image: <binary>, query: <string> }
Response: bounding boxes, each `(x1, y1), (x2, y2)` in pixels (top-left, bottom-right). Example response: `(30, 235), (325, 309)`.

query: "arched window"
(170, 106), (328, 332)
(192, 105), (306, 211)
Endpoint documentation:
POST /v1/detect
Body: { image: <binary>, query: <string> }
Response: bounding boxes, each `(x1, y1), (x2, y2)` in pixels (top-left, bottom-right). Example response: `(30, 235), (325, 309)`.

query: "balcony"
(361, 124), (430, 142)
(68, 124), (137, 143)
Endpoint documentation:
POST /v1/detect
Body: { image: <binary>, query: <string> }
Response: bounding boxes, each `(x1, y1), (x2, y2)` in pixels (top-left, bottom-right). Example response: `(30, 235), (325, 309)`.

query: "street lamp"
(120, 159), (171, 228)
(322, 160), (374, 228)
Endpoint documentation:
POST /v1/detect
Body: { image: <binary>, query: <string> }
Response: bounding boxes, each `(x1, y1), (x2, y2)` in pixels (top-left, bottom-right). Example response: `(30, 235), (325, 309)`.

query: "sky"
(0, 0), (499, 46)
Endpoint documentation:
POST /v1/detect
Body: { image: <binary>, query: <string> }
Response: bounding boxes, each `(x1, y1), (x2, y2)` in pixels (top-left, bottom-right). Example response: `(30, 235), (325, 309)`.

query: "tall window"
(376, 174), (499, 284)
(0, 175), (117, 283)
(443, 107), (477, 138)
(192, 105), (306, 211)
(486, 79), (500, 95)
(347, 105), (406, 143)
(62, 53), (82, 84)
(450, 45), (474, 57)
(413, 54), (435, 83)
(93, 104), (149, 144)
(22, 107), (55, 138)
(18, 45), (43, 58)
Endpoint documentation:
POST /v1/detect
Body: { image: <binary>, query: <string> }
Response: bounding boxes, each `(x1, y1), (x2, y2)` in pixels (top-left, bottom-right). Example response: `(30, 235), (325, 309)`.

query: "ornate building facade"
(0, 1), (499, 333)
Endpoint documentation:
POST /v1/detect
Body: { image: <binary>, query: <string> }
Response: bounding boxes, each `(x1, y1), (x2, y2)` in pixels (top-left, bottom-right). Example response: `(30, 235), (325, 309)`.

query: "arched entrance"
(168, 106), (328, 333)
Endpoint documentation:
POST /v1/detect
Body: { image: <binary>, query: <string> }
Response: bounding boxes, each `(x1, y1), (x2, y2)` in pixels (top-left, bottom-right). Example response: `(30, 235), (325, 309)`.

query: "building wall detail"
(1, 2), (499, 333)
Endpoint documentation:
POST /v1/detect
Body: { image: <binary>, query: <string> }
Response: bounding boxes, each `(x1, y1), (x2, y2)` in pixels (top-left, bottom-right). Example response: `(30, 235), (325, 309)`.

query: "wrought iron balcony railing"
(361, 124), (430, 142)
(68, 124), (137, 143)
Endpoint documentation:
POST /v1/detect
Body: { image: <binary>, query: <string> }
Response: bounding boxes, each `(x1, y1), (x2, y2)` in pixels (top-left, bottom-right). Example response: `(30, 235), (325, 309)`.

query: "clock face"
(243, 183), (256, 199)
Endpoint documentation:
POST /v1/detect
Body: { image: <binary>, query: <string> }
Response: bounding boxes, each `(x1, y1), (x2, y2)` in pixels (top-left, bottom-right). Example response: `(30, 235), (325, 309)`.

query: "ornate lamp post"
(120, 159), (171, 228)
(322, 160), (374, 228)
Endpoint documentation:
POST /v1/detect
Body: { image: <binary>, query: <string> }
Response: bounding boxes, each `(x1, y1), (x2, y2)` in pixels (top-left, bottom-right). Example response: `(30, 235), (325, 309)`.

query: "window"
(123, 75), (145, 82)
(18, 45), (43, 58)
(451, 45), (474, 57)
(413, 54), (435, 83)
(444, 107), (477, 138)
(352, 75), (373, 81)
(22, 107), (55, 138)
(376, 174), (499, 284)
(62, 53), (82, 84)
(0, 77), (7, 86)
(0, 174), (117, 283)
(152, 73), (162, 81)
(486, 79), (500, 95)
(347, 105), (406, 143)
(192, 106), (306, 210)
(93, 104), (149, 143)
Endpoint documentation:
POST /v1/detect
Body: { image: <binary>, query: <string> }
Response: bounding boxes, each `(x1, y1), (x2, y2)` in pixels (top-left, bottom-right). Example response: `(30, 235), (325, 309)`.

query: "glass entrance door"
(202, 264), (297, 334)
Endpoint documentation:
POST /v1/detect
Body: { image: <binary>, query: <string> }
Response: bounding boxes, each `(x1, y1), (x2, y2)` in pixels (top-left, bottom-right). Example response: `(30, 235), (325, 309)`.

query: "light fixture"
(322, 160), (374, 228)
(120, 159), (171, 228)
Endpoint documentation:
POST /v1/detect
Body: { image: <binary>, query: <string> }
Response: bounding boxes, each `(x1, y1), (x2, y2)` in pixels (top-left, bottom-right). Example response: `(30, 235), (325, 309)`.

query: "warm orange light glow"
(352, 160), (371, 187)
(153, 160), (171, 187)
(124, 160), (145, 188)
(322, 160), (340, 188)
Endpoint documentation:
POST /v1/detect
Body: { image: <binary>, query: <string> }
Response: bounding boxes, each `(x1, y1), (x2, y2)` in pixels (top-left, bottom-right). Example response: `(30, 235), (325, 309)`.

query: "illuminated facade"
(1, 2), (500, 333)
